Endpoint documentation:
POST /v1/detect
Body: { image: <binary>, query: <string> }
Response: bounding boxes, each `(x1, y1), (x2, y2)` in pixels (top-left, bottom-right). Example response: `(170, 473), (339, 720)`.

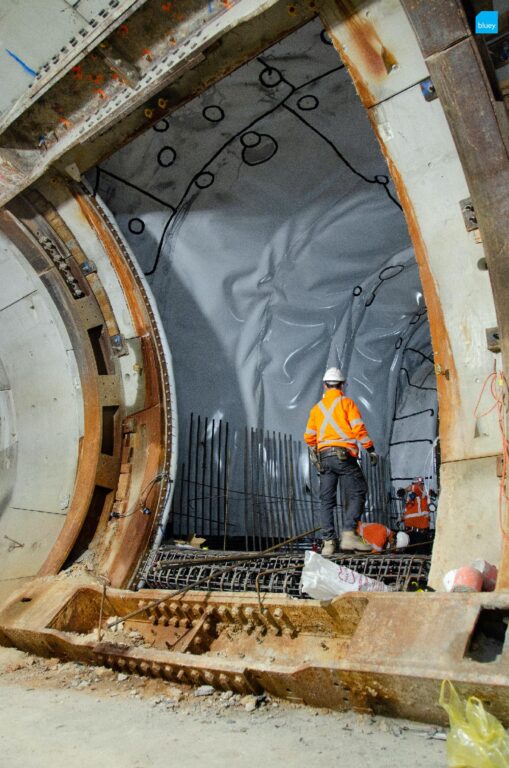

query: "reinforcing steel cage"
(169, 413), (439, 550)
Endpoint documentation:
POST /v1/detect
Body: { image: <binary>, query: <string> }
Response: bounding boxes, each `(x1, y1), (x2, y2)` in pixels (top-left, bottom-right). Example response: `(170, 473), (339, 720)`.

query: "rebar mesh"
(143, 547), (431, 596)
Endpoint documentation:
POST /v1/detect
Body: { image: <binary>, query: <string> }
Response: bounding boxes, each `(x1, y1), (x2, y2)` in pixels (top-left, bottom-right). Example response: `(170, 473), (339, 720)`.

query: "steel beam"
(2, 576), (509, 725)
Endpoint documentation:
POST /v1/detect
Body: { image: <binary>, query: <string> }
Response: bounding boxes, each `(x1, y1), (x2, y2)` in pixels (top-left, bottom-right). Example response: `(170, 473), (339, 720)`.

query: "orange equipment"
(304, 387), (373, 457)
(357, 522), (393, 553)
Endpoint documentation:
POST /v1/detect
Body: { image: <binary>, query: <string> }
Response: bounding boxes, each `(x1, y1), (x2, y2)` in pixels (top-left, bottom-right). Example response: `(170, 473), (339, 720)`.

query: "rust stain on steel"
(3, 579), (509, 725)
(30, 183), (121, 338)
(72, 188), (148, 338)
(104, 404), (164, 587)
(371, 138), (461, 460)
(70, 188), (171, 588)
(69, 190), (166, 587)
(322, 0), (398, 107)
(322, 6), (461, 458)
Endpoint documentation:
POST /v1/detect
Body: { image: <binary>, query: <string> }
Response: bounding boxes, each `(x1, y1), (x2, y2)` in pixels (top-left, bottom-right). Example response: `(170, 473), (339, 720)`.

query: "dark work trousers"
(319, 453), (367, 540)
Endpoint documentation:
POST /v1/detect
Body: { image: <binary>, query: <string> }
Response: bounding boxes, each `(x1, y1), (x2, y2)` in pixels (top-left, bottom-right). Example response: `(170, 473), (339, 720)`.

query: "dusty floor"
(0, 647), (446, 768)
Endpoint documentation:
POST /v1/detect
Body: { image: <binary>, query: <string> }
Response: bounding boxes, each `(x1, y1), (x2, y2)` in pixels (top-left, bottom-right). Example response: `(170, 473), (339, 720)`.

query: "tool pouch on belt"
(308, 447), (321, 472)
(334, 447), (349, 461)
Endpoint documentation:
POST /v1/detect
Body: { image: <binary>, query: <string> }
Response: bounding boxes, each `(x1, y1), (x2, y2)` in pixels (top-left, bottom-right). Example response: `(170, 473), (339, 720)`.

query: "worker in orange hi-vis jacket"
(304, 366), (378, 556)
(357, 522), (393, 553)
(356, 523), (410, 553)
(400, 478), (431, 530)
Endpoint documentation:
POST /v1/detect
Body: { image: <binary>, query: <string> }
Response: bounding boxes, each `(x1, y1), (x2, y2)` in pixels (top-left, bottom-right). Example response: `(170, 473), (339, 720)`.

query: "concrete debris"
(240, 694), (268, 712)
(117, 673), (128, 682)
(194, 685), (215, 697)
(220, 691), (234, 701)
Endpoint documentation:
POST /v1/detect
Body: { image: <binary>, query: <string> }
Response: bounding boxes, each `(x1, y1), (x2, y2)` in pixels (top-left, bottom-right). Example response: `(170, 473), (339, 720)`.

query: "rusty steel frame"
(0, 181), (175, 588)
(399, 0), (509, 585)
(0, 0), (316, 208)
(2, 576), (509, 725)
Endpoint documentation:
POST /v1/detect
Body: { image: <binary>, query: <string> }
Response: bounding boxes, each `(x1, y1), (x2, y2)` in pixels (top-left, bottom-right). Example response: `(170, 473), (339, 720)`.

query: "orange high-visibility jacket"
(403, 482), (430, 530)
(304, 387), (373, 457)
(357, 522), (393, 553)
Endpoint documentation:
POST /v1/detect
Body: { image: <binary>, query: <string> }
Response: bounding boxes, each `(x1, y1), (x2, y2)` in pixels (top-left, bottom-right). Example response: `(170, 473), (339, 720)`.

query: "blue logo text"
(475, 10), (499, 34)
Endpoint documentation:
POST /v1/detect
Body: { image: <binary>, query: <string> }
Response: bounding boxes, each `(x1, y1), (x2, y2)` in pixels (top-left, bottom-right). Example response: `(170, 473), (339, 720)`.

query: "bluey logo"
(475, 10), (499, 34)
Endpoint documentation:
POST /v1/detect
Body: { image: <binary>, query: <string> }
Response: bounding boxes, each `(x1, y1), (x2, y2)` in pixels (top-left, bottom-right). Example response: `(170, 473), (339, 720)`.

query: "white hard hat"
(395, 532), (410, 549)
(323, 366), (345, 383)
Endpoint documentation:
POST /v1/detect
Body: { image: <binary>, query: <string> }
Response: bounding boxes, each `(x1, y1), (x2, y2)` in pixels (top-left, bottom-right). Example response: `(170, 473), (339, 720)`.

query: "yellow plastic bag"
(439, 680), (509, 767)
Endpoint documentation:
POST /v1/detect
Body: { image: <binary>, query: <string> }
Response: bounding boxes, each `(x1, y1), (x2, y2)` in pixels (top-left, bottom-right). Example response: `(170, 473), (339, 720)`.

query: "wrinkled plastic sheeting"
(92, 19), (438, 499)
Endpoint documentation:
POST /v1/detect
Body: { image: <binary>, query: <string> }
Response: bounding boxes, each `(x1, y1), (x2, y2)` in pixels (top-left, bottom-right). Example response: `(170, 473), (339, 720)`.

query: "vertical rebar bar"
(217, 419), (223, 538)
(256, 428), (262, 550)
(187, 413), (194, 536)
(251, 427), (258, 551)
(223, 421), (229, 548)
(273, 430), (283, 542)
(278, 431), (286, 541)
(209, 418), (215, 537)
(194, 415), (200, 536)
(283, 434), (291, 547)
(295, 439), (306, 535)
(201, 416), (208, 537)
(257, 430), (263, 544)
(243, 425), (249, 551)
(288, 436), (296, 544)
(265, 430), (275, 548)
(177, 460), (185, 537)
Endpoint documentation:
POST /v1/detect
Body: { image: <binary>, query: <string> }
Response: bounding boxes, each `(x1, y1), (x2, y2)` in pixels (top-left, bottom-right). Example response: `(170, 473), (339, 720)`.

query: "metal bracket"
(110, 333), (129, 357)
(419, 78), (438, 102)
(486, 326), (501, 353)
(460, 198), (478, 232)
(80, 260), (97, 275)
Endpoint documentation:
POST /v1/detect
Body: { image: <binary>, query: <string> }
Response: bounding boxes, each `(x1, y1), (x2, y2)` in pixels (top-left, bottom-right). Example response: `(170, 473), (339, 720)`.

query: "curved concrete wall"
(0, 229), (82, 601)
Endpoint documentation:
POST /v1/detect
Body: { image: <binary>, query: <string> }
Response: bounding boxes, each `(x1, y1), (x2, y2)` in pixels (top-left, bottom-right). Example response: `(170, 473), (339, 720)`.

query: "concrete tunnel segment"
(0, 0), (507, 595)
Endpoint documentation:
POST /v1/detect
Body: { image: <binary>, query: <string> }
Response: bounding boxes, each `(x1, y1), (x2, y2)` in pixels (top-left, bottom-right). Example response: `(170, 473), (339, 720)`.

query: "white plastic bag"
(300, 551), (389, 600)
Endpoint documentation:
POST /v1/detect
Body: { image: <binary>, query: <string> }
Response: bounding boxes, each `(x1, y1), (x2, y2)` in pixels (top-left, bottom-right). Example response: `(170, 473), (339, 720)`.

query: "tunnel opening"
(92, 18), (439, 570)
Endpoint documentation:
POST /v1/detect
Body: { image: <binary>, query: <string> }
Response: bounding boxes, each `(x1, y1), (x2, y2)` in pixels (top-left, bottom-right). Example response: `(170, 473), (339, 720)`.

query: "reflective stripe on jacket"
(303, 387), (373, 456)
(357, 522), (392, 552)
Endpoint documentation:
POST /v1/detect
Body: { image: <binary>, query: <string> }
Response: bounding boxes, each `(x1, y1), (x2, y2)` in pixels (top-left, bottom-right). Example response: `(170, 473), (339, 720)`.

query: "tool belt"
(319, 447), (350, 461)
(308, 447), (321, 472)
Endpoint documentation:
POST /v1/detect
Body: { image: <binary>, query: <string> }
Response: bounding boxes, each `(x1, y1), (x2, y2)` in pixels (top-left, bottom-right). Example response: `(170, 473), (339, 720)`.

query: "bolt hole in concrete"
(91, 19), (439, 557)
(465, 608), (509, 663)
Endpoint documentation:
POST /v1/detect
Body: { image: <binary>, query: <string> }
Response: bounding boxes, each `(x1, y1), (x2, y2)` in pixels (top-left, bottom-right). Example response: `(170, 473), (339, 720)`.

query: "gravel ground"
(0, 647), (446, 768)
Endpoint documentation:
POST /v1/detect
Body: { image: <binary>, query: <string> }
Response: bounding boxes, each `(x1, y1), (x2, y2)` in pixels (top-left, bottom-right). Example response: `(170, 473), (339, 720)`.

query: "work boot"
(340, 530), (371, 552)
(321, 539), (337, 557)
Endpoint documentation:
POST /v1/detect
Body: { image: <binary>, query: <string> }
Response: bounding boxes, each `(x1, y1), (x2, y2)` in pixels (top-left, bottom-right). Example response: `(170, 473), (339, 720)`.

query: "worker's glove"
(367, 448), (378, 466)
